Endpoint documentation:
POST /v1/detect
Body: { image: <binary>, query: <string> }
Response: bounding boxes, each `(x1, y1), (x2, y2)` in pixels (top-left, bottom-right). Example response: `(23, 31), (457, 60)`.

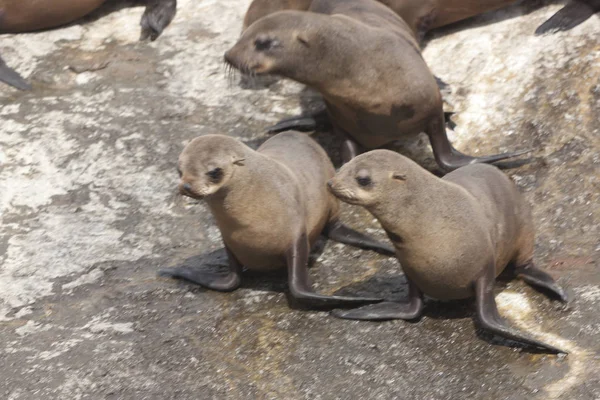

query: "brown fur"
(241, 0), (517, 36)
(243, 0), (313, 31)
(0, 0), (107, 32)
(226, 0), (438, 150)
(328, 150), (534, 299)
(178, 131), (341, 271)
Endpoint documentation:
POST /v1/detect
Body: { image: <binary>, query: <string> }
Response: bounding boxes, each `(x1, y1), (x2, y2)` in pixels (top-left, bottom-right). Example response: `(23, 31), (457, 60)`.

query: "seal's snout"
(223, 50), (233, 66)
(179, 182), (195, 197)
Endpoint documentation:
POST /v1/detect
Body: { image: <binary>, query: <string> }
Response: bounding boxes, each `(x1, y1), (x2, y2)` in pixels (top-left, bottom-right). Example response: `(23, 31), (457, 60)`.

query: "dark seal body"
(242, 0), (599, 36)
(0, 0), (106, 33)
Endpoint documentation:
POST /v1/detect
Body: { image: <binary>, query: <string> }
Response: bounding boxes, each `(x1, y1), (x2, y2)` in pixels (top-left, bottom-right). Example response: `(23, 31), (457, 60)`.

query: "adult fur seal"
(159, 132), (395, 309)
(242, 0), (599, 37)
(225, 0), (529, 171)
(327, 150), (568, 353)
(0, 0), (177, 90)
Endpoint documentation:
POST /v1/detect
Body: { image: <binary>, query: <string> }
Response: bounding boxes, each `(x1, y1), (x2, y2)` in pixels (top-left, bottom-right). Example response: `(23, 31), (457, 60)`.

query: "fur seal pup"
(0, 0), (177, 90)
(159, 132), (395, 309)
(225, 0), (529, 171)
(327, 150), (568, 353)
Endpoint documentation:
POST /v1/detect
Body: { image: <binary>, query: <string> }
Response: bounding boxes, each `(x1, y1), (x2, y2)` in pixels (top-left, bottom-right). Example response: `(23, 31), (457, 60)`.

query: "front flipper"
(158, 246), (242, 292)
(535, 0), (600, 35)
(0, 56), (31, 91)
(140, 0), (177, 41)
(426, 111), (532, 171)
(332, 279), (423, 320)
(515, 263), (568, 302)
(324, 220), (395, 256)
(286, 232), (383, 309)
(267, 108), (330, 134)
(475, 262), (567, 354)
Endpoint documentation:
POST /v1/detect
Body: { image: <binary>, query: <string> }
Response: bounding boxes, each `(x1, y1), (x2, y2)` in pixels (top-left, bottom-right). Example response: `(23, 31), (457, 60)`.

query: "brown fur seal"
(159, 131), (395, 309)
(225, 0), (529, 171)
(0, 0), (177, 90)
(242, 0), (599, 37)
(327, 149), (568, 353)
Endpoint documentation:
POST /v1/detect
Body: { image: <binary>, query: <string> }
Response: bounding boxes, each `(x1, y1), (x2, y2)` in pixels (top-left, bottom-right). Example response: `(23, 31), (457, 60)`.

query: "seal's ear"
(392, 173), (407, 181)
(296, 32), (310, 47)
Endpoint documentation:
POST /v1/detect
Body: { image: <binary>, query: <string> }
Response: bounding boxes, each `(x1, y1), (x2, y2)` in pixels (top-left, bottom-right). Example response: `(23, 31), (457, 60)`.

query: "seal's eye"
(207, 167), (223, 182)
(254, 37), (278, 51)
(356, 176), (372, 187)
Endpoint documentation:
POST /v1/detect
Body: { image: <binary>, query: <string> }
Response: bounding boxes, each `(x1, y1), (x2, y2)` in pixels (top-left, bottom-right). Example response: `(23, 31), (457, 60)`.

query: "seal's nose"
(224, 50), (233, 66)
(183, 183), (192, 192)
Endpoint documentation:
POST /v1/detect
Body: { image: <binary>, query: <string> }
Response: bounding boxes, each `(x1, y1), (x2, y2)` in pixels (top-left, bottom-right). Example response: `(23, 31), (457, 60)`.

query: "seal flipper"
(0, 56), (31, 91)
(140, 0), (177, 41)
(515, 263), (569, 303)
(535, 0), (600, 35)
(267, 108), (330, 134)
(475, 262), (567, 354)
(332, 279), (424, 320)
(426, 111), (532, 171)
(324, 220), (395, 256)
(158, 246), (242, 291)
(286, 232), (383, 309)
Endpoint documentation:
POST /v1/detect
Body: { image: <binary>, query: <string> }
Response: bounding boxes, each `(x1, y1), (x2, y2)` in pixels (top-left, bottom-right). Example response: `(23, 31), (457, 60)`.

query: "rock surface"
(0, 0), (599, 399)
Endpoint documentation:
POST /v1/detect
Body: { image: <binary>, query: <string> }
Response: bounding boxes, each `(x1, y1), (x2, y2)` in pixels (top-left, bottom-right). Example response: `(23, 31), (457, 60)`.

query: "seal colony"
(226, 0), (531, 170)
(328, 151), (568, 353)
(160, 132), (395, 309)
(1, 0), (579, 356)
(0, 0), (177, 90)
(159, 0), (576, 353)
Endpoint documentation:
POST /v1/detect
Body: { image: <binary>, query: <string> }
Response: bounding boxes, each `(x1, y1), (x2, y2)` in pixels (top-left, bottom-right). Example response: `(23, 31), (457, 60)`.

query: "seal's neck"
(205, 153), (281, 230)
(367, 174), (466, 247)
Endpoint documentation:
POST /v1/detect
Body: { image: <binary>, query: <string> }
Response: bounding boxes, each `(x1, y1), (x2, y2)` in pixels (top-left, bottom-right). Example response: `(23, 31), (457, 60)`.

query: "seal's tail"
(0, 55), (31, 91)
(535, 0), (600, 35)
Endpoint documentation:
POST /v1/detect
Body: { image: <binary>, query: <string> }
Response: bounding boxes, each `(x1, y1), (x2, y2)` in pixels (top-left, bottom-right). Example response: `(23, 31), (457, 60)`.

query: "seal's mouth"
(179, 184), (206, 200)
(181, 191), (205, 201)
(223, 51), (270, 78)
(327, 181), (362, 205)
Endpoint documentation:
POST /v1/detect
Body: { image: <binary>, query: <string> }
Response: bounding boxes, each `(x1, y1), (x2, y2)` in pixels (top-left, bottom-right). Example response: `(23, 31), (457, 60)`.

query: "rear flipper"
(515, 263), (568, 302)
(324, 220), (395, 256)
(426, 111), (532, 171)
(140, 0), (177, 41)
(475, 263), (567, 354)
(535, 0), (600, 35)
(0, 56), (31, 91)
(267, 108), (330, 133)
(332, 279), (423, 320)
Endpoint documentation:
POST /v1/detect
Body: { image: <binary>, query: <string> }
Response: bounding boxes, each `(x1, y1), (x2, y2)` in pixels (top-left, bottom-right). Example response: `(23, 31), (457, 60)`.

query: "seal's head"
(178, 135), (247, 200)
(327, 150), (415, 208)
(225, 11), (321, 78)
